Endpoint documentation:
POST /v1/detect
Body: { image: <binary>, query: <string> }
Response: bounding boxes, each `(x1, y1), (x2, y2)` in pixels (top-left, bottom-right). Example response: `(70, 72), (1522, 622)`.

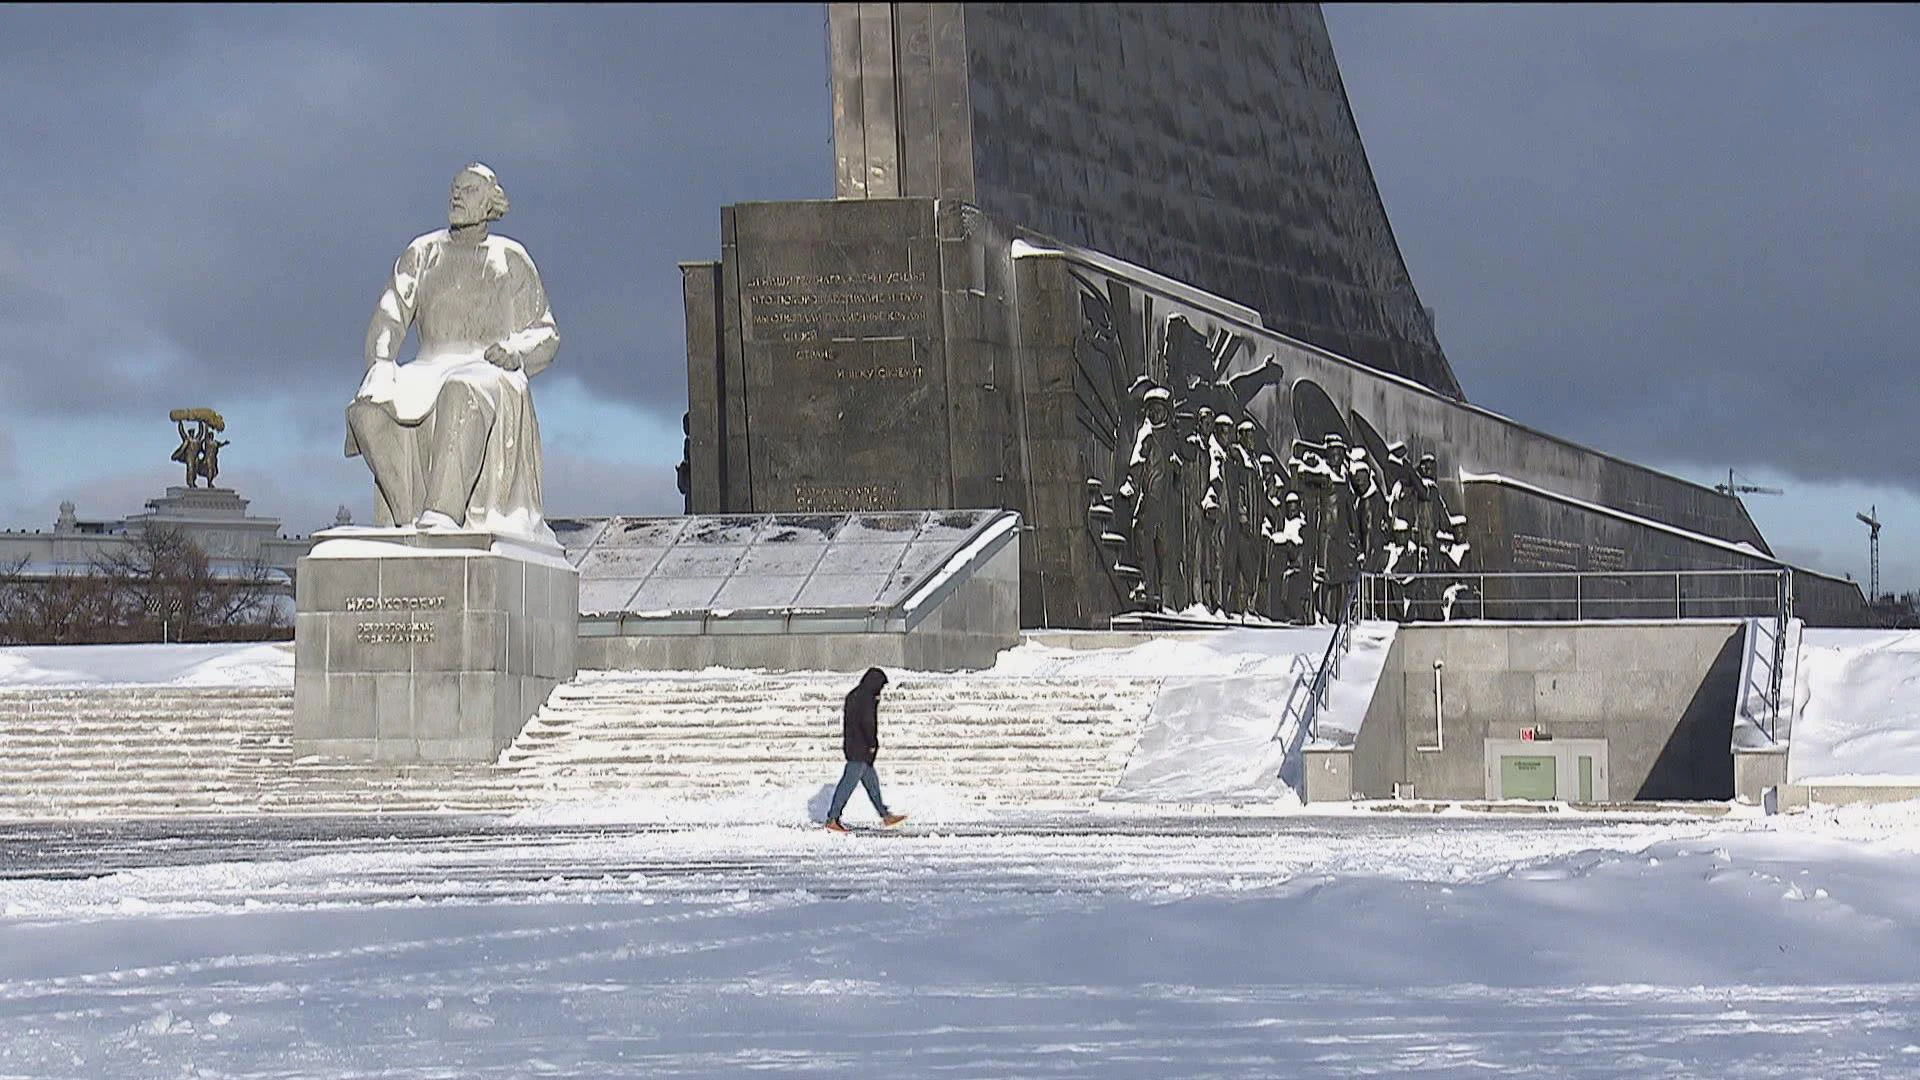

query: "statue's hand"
(485, 344), (521, 371)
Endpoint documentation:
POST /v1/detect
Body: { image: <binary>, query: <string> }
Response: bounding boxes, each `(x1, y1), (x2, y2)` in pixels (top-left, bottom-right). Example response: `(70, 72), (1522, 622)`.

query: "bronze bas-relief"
(1075, 278), (1470, 624)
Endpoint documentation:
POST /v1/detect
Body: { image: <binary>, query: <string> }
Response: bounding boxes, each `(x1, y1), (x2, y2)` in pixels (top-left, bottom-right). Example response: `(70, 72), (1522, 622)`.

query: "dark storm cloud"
(0, 3), (831, 419)
(1324, 4), (1920, 490)
(4, 2), (1914, 510)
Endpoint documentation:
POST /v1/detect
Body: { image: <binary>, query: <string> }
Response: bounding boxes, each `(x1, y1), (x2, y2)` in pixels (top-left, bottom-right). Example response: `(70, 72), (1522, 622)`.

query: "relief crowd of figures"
(1076, 279), (1472, 624)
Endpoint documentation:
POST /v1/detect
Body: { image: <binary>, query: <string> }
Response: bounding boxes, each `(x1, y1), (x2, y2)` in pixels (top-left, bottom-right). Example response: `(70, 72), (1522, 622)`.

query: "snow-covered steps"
(0, 686), (523, 817)
(0, 687), (292, 818)
(0, 673), (1165, 818)
(504, 672), (1164, 803)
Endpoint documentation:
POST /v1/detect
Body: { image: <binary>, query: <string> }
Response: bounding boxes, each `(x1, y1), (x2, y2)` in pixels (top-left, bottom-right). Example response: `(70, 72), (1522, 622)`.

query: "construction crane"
(1714, 468), (1784, 498)
(1857, 505), (1882, 603)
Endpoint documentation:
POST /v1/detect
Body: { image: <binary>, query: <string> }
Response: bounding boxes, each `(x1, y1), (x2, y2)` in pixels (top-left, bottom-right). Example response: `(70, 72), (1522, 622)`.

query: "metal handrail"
(1362, 567), (1797, 739)
(1300, 584), (1362, 743)
(1359, 568), (1793, 624)
(1765, 572), (1794, 739)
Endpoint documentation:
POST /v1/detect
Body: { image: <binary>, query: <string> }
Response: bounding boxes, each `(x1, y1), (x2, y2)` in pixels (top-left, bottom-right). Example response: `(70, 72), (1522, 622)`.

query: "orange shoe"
(824, 820), (852, 834)
(881, 813), (908, 828)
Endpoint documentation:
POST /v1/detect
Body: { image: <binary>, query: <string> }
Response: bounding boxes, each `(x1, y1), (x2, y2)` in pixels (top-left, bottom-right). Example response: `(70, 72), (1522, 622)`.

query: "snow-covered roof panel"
(578, 579), (644, 617)
(598, 518), (692, 548)
(560, 511), (1017, 618)
(575, 547), (669, 581)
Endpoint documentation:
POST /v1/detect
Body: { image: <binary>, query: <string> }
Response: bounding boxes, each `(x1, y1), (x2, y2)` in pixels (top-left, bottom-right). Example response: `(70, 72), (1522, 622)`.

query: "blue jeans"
(828, 760), (889, 822)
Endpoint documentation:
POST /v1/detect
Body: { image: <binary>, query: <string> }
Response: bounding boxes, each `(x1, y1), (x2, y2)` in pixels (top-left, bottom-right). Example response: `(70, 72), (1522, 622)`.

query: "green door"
(1500, 755), (1558, 800)
(1578, 755), (1594, 803)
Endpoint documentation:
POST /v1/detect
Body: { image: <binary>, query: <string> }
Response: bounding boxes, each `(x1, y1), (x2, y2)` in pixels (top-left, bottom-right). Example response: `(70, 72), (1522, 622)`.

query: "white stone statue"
(345, 163), (560, 544)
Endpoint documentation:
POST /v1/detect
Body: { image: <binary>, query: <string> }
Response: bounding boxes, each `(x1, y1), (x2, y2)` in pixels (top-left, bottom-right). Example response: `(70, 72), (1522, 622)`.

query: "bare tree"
(0, 555), (122, 645)
(0, 529), (287, 645)
(92, 526), (284, 642)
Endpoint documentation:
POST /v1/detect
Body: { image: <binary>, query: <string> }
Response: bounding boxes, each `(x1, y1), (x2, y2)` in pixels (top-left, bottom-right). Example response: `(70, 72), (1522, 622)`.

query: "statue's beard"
(449, 197), (503, 229)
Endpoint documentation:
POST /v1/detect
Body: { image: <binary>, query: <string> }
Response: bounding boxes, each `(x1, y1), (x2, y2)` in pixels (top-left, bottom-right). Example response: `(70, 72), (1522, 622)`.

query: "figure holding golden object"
(169, 408), (230, 488)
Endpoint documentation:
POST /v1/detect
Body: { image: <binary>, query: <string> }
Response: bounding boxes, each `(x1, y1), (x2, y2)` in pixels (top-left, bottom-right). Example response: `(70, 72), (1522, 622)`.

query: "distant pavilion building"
(0, 485), (339, 597)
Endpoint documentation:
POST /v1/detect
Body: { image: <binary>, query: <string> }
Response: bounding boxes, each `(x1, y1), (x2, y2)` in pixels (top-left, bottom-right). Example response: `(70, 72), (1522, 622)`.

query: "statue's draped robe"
(348, 228), (558, 542)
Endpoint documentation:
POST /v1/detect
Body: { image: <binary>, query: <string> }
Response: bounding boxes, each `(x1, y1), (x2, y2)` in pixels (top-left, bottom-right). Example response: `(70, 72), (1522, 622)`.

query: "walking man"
(825, 667), (908, 832)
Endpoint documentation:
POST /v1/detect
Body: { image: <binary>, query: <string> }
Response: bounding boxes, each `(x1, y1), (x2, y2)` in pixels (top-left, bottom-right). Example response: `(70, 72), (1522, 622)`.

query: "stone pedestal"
(293, 529), (578, 763)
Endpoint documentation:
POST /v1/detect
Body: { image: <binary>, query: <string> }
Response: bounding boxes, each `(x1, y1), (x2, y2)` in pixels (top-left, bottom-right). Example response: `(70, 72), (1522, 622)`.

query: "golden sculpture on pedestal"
(168, 408), (229, 488)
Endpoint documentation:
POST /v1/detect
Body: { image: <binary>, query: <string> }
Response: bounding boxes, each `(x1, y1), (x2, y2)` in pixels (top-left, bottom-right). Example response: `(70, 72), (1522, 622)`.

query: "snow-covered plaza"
(7, 628), (1920, 1076)
(6, 802), (1920, 1078)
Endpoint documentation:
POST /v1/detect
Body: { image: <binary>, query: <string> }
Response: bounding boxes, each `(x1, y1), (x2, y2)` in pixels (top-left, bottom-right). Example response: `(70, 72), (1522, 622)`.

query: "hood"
(857, 667), (889, 693)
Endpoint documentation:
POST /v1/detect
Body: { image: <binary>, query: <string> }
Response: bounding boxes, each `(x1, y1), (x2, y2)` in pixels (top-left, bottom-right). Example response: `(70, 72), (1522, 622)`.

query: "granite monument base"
(293, 529), (578, 763)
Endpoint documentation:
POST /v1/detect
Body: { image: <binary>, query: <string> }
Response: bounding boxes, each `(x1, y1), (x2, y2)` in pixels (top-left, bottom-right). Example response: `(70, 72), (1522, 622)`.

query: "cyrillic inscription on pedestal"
(293, 531), (578, 764)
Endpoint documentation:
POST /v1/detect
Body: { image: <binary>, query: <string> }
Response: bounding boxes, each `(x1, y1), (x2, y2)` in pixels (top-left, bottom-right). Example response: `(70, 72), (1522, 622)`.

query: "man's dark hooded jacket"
(842, 667), (888, 763)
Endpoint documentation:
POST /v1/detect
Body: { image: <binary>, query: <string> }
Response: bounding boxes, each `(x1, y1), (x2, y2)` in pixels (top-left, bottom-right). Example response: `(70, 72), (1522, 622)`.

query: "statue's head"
(1143, 386), (1172, 425)
(449, 163), (510, 227)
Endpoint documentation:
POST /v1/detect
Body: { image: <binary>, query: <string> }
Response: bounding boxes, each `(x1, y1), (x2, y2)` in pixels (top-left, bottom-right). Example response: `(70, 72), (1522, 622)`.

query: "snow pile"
(1100, 622), (1398, 804)
(1104, 676), (1309, 804)
(1789, 628), (1920, 784)
(0, 642), (294, 688)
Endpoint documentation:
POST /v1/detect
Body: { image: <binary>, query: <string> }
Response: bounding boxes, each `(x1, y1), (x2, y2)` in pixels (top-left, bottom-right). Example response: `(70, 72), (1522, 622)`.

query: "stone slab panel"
(730, 199), (950, 514)
(1507, 628), (1577, 672)
(294, 612), (328, 672)
(377, 556), (466, 613)
(322, 673), (377, 740)
(947, 6), (1462, 396)
(682, 260), (726, 513)
(297, 557), (378, 613)
(373, 673), (415, 741)
(411, 672), (463, 740)
(1530, 670), (1607, 727)
(416, 738), (495, 764)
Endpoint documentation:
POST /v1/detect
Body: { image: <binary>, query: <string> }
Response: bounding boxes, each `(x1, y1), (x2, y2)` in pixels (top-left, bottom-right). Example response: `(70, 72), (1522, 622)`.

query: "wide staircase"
(0, 674), (1163, 819)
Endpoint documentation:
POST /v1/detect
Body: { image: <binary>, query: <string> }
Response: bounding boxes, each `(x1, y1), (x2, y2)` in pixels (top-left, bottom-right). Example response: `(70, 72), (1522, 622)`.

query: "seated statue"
(345, 163), (559, 544)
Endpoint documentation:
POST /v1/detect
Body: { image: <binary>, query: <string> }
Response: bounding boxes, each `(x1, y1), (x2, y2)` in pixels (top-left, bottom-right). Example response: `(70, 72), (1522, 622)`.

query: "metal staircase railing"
(1301, 585), (1363, 744)
(1358, 567), (1797, 741)
(1359, 568), (1792, 623)
(1768, 572), (1794, 739)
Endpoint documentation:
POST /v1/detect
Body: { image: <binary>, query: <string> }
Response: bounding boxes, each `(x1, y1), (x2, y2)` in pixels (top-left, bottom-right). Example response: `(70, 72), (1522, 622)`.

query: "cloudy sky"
(0, 4), (1912, 591)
